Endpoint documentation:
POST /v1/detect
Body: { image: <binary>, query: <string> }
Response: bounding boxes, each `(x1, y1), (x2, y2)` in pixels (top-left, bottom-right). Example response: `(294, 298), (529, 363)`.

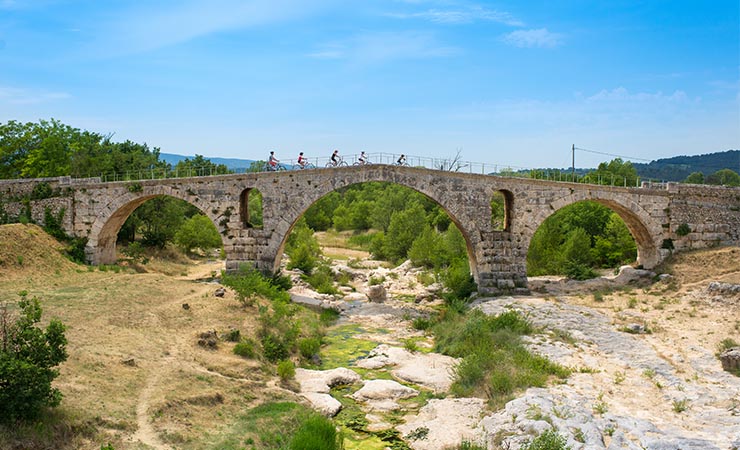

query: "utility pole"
(571, 144), (575, 181)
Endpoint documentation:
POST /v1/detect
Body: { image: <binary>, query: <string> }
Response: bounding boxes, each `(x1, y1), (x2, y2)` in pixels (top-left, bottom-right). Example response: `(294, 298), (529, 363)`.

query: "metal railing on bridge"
(96, 151), (658, 188)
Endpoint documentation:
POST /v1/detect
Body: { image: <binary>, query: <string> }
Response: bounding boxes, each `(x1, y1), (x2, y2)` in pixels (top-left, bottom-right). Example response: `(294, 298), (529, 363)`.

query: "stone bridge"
(2, 166), (739, 294)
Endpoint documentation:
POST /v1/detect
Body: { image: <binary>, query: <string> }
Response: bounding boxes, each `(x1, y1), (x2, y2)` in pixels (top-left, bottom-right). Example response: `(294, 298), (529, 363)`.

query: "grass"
(431, 309), (570, 408)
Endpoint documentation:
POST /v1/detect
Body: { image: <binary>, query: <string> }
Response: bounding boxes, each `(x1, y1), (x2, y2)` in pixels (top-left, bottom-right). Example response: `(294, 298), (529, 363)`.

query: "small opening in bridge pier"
(240, 188), (263, 228)
(491, 190), (513, 231)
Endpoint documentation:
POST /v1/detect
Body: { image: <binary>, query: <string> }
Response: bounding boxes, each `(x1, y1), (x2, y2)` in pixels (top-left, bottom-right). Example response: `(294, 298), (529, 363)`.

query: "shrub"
(233, 339), (257, 359)
(30, 182), (53, 200)
(298, 337), (321, 360)
(222, 265), (290, 306)
(305, 264), (338, 295)
(261, 333), (289, 363)
(520, 429), (570, 450)
(412, 317), (433, 331)
(676, 223), (691, 236)
(277, 360), (296, 381)
(442, 258), (477, 302)
(289, 414), (343, 450)
(225, 329), (241, 342)
(564, 261), (598, 280)
(65, 237), (88, 264)
(0, 295), (68, 422)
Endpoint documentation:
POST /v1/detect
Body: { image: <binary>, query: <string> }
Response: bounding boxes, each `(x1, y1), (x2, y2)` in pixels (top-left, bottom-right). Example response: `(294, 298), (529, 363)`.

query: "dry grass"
(0, 224), (297, 450)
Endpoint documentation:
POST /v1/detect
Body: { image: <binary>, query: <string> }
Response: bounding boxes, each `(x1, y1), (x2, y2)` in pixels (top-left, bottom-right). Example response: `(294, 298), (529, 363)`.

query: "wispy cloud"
(501, 28), (562, 48)
(0, 86), (71, 104)
(388, 5), (523, 26)
(308, 31), (457, 64)
(586, 87), (688, 103)
(98, 0), (333, 54)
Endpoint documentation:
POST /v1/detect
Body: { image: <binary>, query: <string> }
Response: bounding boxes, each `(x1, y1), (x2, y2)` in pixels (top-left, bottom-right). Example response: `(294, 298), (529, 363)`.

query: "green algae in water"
(320, 324), (379, 369)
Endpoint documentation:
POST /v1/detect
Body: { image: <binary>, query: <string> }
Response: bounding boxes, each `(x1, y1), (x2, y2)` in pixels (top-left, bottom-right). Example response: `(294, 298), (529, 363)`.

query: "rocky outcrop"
(294, 367), (362, 417)
(356, 344), (458, 393)
(397, 398), (486, 450)
(367, 284), (387, 303)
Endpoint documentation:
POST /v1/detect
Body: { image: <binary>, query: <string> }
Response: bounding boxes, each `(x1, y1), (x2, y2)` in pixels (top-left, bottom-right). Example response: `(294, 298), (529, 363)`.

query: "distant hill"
(160, 153), (256, 170)
(632, 150), (739, 181)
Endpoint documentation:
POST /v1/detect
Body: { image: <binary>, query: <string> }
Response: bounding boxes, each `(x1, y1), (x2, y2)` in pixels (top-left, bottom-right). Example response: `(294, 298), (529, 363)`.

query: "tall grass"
(432, 309), (570, 408)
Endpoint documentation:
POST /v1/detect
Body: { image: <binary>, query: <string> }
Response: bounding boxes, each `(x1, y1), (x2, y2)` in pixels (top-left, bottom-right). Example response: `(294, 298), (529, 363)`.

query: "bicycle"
(326, 157), (348, 167)
(268, 163), (288, 172)
(295, 161), (316, 170)
(353, 158), (372, 166)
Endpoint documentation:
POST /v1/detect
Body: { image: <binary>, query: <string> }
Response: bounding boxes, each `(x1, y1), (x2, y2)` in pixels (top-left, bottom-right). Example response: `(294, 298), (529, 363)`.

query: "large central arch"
(268, 180), (480, 277)
(246, 166), (491, 284)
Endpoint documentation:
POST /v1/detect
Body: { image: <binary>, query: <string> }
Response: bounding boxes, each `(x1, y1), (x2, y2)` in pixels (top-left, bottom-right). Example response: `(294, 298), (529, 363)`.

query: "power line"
(574, 147), (653, 163)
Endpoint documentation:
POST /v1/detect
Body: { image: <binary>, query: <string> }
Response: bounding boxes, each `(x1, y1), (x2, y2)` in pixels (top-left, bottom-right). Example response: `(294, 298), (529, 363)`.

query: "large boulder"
(294, 367), (362, 394)
(302, 392), (343, 417)
(613, 265), (655, 284)
(367, 285), (387, 303)
(356, 345), (458, 393)
(720, 347), (740, 373)
(351, 379), (418, 402)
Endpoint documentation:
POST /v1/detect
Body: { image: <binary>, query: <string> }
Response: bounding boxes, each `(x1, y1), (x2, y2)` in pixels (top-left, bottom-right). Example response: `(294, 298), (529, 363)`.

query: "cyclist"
(297, 152), (307, 169)
(358, 151), (367, 165)
(268, 151), (279, 171)
(330, 149), (340, 166)
(396, 154), (407, 165)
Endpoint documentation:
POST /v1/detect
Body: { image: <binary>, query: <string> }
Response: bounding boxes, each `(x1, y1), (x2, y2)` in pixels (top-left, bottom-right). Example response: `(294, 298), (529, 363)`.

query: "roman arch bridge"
(2, 166), (739, 294)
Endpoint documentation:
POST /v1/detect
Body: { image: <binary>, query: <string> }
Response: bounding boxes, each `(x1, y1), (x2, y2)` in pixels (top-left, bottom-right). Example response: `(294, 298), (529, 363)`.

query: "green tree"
(285, 218), (321, 274)
(174, 214), (222, 254)
(583, 158), (638, 186)
(174, 154), (230, 177)
(684, 171), (704, 184)
(383, 202), (428, 263)
(706, 168), (740, 187)
(0, 294), (68, 422)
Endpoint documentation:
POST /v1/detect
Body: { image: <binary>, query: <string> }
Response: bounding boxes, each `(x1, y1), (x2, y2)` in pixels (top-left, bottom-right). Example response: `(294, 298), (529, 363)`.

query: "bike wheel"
(326, 162), (335, 168)
(305, 163), (316, 169)
(338, 161), (348, 167)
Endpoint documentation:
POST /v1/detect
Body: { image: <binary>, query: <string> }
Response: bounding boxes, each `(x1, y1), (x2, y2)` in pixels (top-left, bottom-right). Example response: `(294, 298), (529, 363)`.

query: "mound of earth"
(661, 246), (740, 285)
(0, 223), (79, 279)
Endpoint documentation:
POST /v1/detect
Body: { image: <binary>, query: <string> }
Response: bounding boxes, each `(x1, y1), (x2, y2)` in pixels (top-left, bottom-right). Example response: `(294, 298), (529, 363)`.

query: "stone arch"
(524, 191), (664, 270)
(264, 178), (481, 282)
(85, 185), (224, 265)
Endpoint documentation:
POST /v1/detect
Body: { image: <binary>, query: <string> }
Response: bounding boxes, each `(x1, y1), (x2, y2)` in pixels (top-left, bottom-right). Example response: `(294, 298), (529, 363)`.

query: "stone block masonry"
(1, 169), (738, 295)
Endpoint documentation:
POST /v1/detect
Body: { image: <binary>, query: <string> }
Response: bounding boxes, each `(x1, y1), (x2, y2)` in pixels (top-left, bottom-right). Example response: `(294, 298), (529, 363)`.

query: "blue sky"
(0, 0), (738, 169)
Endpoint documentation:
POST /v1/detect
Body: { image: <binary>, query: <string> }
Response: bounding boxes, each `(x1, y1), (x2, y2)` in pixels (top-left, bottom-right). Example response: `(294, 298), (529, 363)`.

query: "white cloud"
(0, 86), (71, 104)
(388, 5), (523, 26)
(501, 28), (562, 48)
(308, 31), (457, 64)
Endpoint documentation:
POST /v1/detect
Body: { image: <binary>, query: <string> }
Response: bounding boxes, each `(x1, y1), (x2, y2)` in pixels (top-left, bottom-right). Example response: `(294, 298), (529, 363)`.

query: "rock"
(197, 330), (218, 349)
(658, 273), (674, 282)
(398, 398), (486, 450)
(613, 266), (655, 284)
(356, 345), (458, 393)
(367, 285), (387, 303)
(214, 287), (226, 297)
(182, 303), (190, 310)
(121, 357), (136, 367)
(351, 379), (418, 402)
(294, 367), (362, 394)
(625, 323), (647, 334)
(707, 281), (740, 296)
(343, 292), (368, 302)
(719, 347), (740, 372)
(302, 392), (343, 417)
